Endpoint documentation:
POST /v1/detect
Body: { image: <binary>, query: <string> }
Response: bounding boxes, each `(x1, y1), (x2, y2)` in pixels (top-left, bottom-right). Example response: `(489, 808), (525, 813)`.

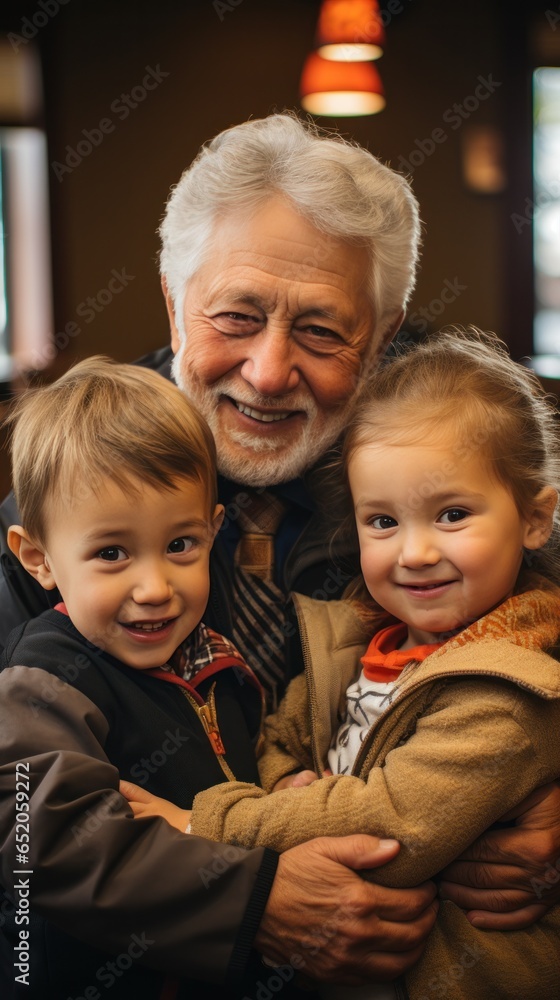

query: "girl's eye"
(167, 536), (196, 554)
(97, 547), (126, 562)
(370, 515), (398, 530)
(439, 508), (470, 524)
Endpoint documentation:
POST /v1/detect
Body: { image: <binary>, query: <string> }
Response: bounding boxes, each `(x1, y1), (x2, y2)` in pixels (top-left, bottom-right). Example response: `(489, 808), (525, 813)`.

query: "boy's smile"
(349, 435), (543, 648)
(30, 477), (222, 669)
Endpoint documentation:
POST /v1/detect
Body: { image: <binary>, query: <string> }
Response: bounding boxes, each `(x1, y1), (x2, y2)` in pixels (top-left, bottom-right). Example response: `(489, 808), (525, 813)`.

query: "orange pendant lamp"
(300, 1), (386, 117)
(300, 53), (385, 116)
(316, 0), (385, 61)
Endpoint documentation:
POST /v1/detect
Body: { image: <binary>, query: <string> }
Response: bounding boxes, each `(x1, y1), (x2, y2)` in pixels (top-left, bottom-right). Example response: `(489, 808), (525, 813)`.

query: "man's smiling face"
(165, 196), (379, 486)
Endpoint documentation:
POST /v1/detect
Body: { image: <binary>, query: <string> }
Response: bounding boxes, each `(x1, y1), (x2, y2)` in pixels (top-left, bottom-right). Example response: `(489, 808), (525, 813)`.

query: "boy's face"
(349, 435), (551, 647)
(28, 477), (222, 669)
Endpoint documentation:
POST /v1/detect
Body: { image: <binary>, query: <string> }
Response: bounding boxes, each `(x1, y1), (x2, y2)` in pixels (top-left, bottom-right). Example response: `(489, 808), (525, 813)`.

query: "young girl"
(122, 328), (560, 1000)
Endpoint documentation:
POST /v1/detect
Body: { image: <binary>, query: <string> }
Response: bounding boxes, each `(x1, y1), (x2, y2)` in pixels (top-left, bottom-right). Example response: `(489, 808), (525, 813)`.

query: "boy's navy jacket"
(0, 608), (280, 1000)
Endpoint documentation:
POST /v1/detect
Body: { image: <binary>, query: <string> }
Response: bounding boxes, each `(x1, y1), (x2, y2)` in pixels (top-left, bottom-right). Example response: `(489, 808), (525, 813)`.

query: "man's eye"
(97, 547), (126, 561)
(301, 324), (341, 340)
(369, 515), (398, 530)
(167, 536), (196, 554)
(215, 312), (262, 332)
(439, 508), (469, 524)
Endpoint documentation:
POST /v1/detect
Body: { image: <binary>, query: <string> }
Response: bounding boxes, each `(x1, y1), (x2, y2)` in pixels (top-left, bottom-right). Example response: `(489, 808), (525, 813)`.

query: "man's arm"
(439, 781), (560, 929)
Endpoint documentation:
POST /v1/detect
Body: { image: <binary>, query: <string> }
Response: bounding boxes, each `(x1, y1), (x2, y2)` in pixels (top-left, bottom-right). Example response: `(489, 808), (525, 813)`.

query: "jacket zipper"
(181, 682), (237, 782)
(294, 605), (324, 777)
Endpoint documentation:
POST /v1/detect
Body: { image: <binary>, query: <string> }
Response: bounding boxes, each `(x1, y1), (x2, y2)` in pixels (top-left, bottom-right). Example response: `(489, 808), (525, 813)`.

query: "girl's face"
(349, 433), (552, 648)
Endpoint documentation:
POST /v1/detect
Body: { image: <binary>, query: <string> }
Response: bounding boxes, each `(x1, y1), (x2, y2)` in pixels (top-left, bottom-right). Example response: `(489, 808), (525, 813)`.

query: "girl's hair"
(340, 327), (560, 625)
(6, 356), (218, 546)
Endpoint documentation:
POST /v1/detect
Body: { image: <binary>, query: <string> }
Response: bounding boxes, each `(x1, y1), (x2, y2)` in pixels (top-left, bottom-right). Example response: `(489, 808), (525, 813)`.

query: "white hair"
(159, 113), (421, 343)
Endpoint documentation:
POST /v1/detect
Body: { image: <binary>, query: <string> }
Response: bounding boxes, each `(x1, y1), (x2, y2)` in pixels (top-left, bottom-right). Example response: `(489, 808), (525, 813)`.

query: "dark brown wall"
(0, 0), (545, 497)
(30, 0), (518, 361)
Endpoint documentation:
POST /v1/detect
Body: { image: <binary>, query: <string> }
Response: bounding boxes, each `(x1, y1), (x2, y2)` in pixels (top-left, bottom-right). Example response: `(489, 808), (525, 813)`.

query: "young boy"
(0, 357), (271, 999)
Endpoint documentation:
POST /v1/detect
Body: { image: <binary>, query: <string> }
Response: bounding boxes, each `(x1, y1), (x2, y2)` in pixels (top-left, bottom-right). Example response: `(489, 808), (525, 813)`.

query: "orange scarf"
(361, 623), (443, 682)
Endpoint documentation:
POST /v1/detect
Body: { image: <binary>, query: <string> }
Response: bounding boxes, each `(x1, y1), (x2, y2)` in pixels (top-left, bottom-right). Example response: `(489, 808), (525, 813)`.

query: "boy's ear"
(210, 504), (225, 542)
(7, 526), (58, 590)
(523, 487), (558, 550)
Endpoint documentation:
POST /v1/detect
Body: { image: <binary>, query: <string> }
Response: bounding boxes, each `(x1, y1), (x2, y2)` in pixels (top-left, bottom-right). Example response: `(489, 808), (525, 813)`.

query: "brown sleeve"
(191, 676), (560, 887)
(257, 672), (316, 791)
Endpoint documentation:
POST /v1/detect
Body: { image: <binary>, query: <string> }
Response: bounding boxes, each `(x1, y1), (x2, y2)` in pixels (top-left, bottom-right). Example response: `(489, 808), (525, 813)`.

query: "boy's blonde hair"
(339, 327), (560, 620)
(7, 356), (218, 545)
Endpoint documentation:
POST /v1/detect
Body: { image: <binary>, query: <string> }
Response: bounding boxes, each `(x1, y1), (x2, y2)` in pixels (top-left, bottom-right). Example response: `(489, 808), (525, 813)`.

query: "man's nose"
(397, 528), (440, 569)
(239, 329), (300, 396)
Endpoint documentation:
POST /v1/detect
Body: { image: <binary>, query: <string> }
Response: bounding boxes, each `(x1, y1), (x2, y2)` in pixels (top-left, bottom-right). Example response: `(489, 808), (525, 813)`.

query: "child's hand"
(119, 779), (191, 833)
(273, 770), (320, 790)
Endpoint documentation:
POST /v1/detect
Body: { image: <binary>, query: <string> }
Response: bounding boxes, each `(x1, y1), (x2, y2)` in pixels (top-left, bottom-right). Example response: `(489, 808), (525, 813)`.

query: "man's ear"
(523, 487), (558, 550)
(7, 526), (58, 591)
(161, 276), (181, 354)
(385, 309), (406, 347)
(367, 309), (405, 373)
(210, 504), (225, 543)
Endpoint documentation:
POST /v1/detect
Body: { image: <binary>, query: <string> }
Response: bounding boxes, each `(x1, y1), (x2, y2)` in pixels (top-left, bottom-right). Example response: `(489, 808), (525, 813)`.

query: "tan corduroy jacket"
(191, 574), (560, 999)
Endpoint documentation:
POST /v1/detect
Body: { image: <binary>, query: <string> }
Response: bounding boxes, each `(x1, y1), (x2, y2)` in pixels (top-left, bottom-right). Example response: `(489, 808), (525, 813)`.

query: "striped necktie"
(231, 490), (288, 712)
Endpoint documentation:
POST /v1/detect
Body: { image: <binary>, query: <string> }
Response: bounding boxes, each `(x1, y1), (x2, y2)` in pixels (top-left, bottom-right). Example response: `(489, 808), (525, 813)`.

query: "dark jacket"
(0, 610), (277, 999)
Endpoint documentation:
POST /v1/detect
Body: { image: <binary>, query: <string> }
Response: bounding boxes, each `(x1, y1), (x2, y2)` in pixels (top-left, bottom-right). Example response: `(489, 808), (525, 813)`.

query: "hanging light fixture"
(300, 52), (385, 116)
(299, 0), (386, 117)
(315, 0), (385, 62)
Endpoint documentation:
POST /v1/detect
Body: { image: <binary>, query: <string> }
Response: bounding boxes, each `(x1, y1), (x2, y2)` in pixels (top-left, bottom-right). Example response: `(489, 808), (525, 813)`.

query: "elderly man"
(157, 113), (418, 711)
(0, 114), (559, 998)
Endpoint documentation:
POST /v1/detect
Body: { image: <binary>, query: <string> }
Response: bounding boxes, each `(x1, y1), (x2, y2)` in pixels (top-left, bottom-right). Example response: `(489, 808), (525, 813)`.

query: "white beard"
(171, 346), (361, 486)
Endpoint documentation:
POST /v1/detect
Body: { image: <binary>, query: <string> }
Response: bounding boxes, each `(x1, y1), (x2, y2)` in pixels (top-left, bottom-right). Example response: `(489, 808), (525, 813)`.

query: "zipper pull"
(198, 703), (226, 755)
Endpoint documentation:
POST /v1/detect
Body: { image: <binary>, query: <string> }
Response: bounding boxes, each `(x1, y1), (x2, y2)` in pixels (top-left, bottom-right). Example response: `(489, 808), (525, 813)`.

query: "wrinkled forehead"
(203, 196), (373, 292)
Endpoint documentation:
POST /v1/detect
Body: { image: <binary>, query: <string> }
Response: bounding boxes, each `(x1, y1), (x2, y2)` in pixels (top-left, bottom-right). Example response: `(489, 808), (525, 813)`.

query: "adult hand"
(254, 834), (438, 985)
(439, 781), (560, 929)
